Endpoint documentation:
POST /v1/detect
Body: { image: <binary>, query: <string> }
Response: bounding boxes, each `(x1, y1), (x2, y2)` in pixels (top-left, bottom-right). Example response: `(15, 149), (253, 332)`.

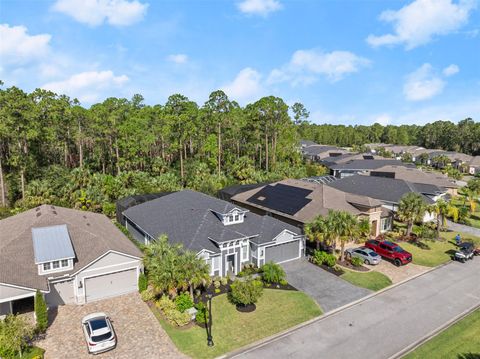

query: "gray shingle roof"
(0, 205), (142, 291)
(327, 175), (443, 204)
(123, 190), (300, 253)
(329, 159), (415, 170)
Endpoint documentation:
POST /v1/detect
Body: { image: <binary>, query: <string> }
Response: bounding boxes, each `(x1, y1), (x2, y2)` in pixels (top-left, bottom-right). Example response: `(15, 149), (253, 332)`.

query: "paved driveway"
(38, 293), (185, 359)
(282, 259), (371, 312)
(366, 260), (429, 283)
(231, 259), (480, 359)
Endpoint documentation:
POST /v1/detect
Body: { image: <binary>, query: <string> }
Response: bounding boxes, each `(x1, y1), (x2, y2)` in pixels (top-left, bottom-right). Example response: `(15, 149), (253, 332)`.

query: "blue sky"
(1, 0), (479, 125)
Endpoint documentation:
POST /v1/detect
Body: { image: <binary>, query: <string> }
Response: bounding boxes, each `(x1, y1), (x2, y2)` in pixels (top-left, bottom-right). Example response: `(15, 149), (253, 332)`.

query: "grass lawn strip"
(14, 346), (45, 359)
(152, 289), (322, 359)
(404, 308), (480, 359)
(340, 269), (392, 291)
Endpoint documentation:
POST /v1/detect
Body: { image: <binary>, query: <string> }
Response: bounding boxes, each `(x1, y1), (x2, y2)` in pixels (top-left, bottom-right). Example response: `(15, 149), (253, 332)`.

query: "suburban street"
(230, 259), (480, 359)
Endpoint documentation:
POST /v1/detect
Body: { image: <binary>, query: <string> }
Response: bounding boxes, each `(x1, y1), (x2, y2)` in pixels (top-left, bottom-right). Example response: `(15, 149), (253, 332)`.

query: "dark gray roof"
(217, 182), (270, 201)
(302, 145), (346, 156)
(300, 139), (318, 147)
(123, 190), (300, 253)
(327, 175), (443, 204)
(329, 159), (415, 171)
(32, 224), (75, 263)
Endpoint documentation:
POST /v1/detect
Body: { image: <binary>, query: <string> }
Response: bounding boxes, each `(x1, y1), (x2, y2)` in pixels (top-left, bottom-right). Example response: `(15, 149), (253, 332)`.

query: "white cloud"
(268, 49), (370, 85)
(237, 0), (282, 16)
(367, 0), (476, 49)
(52, 0), (148, 26)
(222, 67), (263, 103)
(166, 54), (188, 64)
(403, 63), (445, 101)
(0, 24), (51, 66)
(42, 70), (129, 103)
(443, 64), (460, 76)
(374, 114), (393, 126)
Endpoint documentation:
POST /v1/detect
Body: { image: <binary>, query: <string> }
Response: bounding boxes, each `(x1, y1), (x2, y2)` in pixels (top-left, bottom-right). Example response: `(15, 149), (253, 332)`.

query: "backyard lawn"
(152, 289), (322, 359)
(450, 194), (480, 229)
(405, 308), (480, 359)
(340, 270), (392, 291)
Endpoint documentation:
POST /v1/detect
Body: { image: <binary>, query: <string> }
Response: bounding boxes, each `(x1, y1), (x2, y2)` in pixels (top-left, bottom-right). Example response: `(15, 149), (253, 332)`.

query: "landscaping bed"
(404, 308), (480, 359)
(337, 260), (370, 272)
(153, 289), (322, 359)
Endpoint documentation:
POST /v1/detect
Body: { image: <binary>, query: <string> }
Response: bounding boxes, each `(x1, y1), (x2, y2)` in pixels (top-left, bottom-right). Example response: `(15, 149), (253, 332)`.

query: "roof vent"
(52, 211), (57, 215)
(51, 205), (55, 210)
(86, 223), (90, 226)
(83, 215), (87, 219)
(35, 207), (40, 212)
(36, 212), (42, 217)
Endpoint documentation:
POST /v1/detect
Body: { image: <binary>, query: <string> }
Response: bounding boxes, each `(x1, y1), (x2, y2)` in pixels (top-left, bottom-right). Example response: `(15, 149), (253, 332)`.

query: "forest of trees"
(0, 83), (478, 218)
(298, 119), (480, 155)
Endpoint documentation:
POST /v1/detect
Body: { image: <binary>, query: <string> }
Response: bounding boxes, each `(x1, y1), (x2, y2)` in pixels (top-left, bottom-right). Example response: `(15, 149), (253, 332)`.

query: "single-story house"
(0, 205), (143, 318)
(327, 159), (415, 178)
(301, 144), (349, 162)
(467, 156), (480, 175)
(367, 165), (459, 196)
(328, 175), (447, 222)
(230, 179), (393, 237)
(122, 190), (304, 276)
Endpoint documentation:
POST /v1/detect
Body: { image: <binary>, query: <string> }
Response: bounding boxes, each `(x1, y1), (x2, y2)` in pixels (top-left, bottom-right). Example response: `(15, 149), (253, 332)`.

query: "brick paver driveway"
(38, 293), (186, 359)
(366, 260), (430, 283)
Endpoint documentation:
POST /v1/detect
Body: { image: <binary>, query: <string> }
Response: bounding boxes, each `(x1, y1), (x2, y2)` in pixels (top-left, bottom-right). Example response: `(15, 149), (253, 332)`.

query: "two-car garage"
(265, 239), (302, 264)
(84, 268), (138, 303)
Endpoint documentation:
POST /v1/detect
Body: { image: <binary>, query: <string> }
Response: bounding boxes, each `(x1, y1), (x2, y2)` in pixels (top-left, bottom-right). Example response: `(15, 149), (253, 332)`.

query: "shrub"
(175, 292), (193, 313)
(213, 276), (221, 282)
(215, 288), (221, 294)
(350, 256), (363, 267)
(220, 277), (228, 286)
(237, 263), (258, 277)
(156, 296), (191, 326)
(213, 280), (221, 289)
(138, 272), (148, 293)
(312, 250), (336, 267)
(140, 286), (156, 302)
(279, 279), (288, 286)
(261, 262), (286, 283)
(34, 291), (48, 333)
(229, 277), (263, 306)
(195, 302), (209, 325)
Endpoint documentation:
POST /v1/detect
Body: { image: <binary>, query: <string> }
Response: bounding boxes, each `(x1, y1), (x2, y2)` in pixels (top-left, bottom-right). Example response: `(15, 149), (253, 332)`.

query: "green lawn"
(405, 308), (480, 359)
(152, 289), (322, 359)
(400, 240), (457, 267)
(450, 194), (480, 229)
(340, 270), (392, 291)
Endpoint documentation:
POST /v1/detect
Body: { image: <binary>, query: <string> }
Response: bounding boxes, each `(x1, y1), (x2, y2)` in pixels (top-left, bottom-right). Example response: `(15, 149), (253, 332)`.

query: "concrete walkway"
(282, 259), (371, 312)
(230, 259), (480, 359)
(447, 219), (480, 237)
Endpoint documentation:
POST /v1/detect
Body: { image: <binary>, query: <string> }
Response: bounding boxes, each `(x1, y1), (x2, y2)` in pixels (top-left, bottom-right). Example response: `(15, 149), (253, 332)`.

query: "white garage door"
(85, 269), (138, 303)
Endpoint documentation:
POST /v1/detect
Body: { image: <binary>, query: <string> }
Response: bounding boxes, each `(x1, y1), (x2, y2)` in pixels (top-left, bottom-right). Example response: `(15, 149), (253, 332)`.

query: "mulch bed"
(195, 281), (232, 304)
(236, 303), (256, 313)
(337, 260), (370, 272)
(263, 282), (297, 291)
(308, 260), (345, 276)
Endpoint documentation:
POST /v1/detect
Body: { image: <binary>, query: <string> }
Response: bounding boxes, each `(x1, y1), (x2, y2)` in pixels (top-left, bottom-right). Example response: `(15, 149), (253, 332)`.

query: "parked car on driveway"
(365, 240), (412, 266)
(453, 242), (475, 263)
(345, 247), (382, 265)
(82, 312), (116, 354)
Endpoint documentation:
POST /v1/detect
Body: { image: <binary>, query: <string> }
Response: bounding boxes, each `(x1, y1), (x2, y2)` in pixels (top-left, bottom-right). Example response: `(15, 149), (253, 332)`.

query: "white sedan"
(82, 312), (116, 354)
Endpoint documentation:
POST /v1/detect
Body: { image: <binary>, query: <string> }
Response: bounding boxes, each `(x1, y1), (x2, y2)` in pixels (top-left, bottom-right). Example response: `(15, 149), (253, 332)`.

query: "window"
(235, 214), (239, 221)
(52, 261), (60, 269)
(61, 259), (69, 267)
(229, 215), (233, 222)
(242, 245), (248, 260)
(43, 263), (51, 271)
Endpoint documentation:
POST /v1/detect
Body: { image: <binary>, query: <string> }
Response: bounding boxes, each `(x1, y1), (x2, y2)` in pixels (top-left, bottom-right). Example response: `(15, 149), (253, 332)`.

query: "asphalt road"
(230, 259), (480, 359)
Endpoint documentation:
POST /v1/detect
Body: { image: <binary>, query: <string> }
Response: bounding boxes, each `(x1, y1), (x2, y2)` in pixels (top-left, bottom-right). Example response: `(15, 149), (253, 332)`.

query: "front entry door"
(227, 254), (235, 275)
(371, 220), (378, 238)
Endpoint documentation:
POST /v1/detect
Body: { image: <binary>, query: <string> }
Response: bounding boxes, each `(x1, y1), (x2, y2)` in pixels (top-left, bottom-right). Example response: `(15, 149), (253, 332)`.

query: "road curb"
(222, 261), (452, 359)
(387, 302), (480, 359)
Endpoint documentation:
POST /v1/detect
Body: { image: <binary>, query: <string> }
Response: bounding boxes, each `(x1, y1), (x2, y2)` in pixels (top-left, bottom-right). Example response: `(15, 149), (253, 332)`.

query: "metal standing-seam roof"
(32, 224), (76, 263)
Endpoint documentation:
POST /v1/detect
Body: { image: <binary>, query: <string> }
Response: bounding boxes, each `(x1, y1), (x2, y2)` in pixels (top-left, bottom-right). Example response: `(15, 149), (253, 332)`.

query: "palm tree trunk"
(189, 284), (194, 300)
(406, 221), (413, 236)
(340, 241), (345, 262)
(436, 216), (441, 240)
(0, 157), (5, 207)
(316, 239), (320, 250)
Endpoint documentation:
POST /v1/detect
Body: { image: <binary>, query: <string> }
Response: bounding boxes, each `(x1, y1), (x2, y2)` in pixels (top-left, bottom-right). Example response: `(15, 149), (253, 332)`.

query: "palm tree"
(357, 218), (371, 241)
(179, 251), (210, 300)
(327, 210), (358, 262)
(465, 189), (478, 214)
(429, 199), (449, 240)
(397, 193), (426, 236)
(305, 215), (329, 250)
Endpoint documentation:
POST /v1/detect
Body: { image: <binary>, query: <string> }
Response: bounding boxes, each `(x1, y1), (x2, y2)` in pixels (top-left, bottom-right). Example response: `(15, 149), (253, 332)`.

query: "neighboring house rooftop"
(302, 145), (348, 157)
(321, 153), (382, 165)
(327, 175), (444, 205)
(300, 139), (318, 147)
(469, 156), (480, 167)
(367, 165), (458, 189)
(123, 190), (300, 253)
(0, 205), (142, 292)
(231, 179), (383, 224)
(328, 159), (415, 171)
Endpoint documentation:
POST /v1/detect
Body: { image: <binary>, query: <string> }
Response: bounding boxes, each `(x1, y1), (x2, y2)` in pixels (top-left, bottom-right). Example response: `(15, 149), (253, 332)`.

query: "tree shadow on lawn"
(457, 353), (480, 359)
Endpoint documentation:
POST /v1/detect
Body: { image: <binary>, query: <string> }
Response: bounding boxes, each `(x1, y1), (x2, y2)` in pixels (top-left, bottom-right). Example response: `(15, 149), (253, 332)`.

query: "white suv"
(82, 312), (116, 354)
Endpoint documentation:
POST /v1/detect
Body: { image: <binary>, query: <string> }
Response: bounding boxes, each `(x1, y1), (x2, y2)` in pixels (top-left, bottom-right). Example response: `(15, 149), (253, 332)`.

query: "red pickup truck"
(365, 240), (412, 266)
